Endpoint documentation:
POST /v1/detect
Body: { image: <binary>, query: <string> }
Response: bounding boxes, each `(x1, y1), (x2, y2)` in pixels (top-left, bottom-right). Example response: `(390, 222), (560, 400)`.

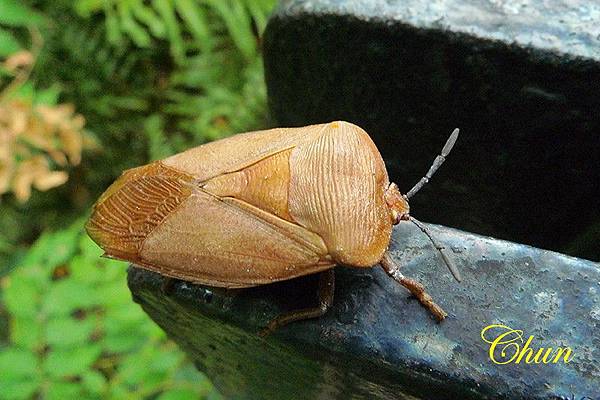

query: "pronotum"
(86, 121), (460, 335)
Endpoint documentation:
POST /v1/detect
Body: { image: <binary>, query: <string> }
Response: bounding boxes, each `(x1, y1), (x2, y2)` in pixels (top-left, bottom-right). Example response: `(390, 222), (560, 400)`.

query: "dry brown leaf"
(12, 160), (35, 203)
(37, 104), (74, 126)
(12, 157), (42, 202)
(3, 51), (34, 72)
(20, 125), (54, 153)
(71, 114), (85, 130)
(0, 128), (13, 160)
(59, 128), (83, 165)
(0, 160), (14, 195)
(0, 70), (87, 202)
(7, 102), (28, 135)
(47, 149), (68, 167)
(33, 170), (68, 191)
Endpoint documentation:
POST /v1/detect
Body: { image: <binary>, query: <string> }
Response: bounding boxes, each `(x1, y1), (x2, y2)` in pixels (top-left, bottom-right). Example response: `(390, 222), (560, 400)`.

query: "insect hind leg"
(259, 269), (335, 337)
(380, 252), (447, 321)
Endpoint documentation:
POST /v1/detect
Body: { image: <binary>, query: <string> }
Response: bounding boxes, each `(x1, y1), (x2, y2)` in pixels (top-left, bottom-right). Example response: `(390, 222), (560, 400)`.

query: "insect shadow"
(158, 267), (378, 332)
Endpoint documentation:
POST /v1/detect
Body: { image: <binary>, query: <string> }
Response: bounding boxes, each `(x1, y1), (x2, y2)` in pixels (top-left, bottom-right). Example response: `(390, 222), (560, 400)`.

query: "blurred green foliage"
(1, 0), (275, 268)
(0, 0), (277, 398)
(1, 220), (220, 399)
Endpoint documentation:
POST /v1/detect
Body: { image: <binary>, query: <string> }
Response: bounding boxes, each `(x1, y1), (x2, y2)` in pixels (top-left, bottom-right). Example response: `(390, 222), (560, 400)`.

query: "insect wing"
(138, 188), (333, 288)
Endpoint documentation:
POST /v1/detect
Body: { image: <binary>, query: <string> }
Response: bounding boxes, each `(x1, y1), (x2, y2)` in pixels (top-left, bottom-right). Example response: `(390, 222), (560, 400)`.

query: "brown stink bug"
(86, 121), (460, 335)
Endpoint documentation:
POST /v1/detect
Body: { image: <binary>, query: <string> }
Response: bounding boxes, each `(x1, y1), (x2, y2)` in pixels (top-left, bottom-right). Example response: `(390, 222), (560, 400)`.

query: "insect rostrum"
(86, 121), (460, 335)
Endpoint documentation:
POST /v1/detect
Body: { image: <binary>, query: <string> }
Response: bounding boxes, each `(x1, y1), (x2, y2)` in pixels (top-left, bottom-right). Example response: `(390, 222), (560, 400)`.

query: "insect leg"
(259, 269), (335, 337)
(380, 252), (447, 321)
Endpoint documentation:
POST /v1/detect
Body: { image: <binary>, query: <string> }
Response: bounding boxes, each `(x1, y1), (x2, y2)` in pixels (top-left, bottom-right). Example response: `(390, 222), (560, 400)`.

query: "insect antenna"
(405, 128), (459, 199)
(409, 216), (462, 282)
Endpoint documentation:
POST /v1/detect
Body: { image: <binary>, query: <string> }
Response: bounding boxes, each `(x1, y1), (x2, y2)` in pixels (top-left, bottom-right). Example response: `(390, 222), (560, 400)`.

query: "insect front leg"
(379, 252), (447, 321)
(259, 269), (335, 337)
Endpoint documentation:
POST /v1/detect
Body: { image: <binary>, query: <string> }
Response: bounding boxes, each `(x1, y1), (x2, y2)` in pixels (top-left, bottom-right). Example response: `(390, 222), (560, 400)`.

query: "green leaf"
(104, 3), (122, 45)
(207, 390), (224, 400)
(3, 276), (39, 318)
(141, 318), (166, 340)
(10, 80), (34, 100)
(0, 348), (39, 380)
(105, 302), (146, 324)
(102, 318), (148, 353)
(0, 238), (23, 277)
(0, 0), (44, 27)
(144, 114), (174, 160)
(152, 0), (185, 64)
(172, 362), (204, 384)
(10, 316), (42, 350)
(107, 383), (129, 399)
(157, 388), (199, 400)
(0, 379), (39, 400)
(73, 0), (103, 17)
(81, 370), (106, 395)
(131, 0), (166, 38)
(125, 368), (168, 393)
(34, 84), (62, 105)
(106, 95), (149, 111)
(46, 382), (81, 400)
(0, 27), (20, 56)
(44, 344), (102, 378)
(43, 227), (82, 269)
(95, 280), (131, 308)
(19, 231), (54, 269)
(204, 0), (255, 60)
(118, 2), (151, 47)
(9, 262), (47, 291)
(19, 223), (81, 272)
(46, 317), (97, 348)
(68, 255), (99, 283)
(43, 279), (99, 316)
(72, 254), (125, 285)
(149, 345), (181, 372)
(245, 0), (273, 34)
(79, 234), (104, 260)
(174, 0), (212, 53)
(102, 331), (146, 353)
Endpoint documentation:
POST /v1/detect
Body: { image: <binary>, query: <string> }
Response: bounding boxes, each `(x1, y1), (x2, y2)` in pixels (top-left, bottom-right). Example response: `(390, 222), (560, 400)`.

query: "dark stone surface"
(128, 223), (600, 400)
(263, 0), (600, 261)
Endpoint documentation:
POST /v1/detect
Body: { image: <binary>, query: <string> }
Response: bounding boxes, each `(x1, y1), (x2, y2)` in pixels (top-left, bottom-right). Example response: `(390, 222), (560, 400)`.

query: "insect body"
(86, 121), (460, 334)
